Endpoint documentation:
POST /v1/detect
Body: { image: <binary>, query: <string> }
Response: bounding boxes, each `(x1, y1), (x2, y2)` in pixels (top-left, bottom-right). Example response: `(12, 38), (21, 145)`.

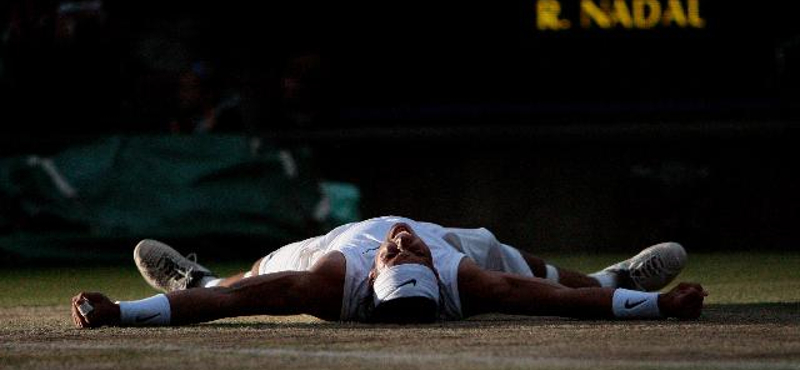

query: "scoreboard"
(331, 0), (799, 126)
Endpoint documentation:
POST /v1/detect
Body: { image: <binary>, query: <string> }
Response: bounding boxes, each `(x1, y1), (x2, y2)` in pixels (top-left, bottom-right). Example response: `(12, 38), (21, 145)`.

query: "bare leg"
(517, 250), (600, 288)
(217, 272), (246, 287)
(213, 257), (266, 287)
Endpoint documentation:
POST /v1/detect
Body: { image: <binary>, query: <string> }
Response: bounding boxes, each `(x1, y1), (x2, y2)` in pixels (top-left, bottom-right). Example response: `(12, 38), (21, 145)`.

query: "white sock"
(589, 271), (617, 288)
(200, 276), (223, 288)
(117, 294), (171, 326)
(545, 264), (560, 283)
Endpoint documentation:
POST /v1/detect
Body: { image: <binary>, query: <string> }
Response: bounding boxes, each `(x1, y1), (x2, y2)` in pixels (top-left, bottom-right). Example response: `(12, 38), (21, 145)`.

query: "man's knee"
(250, 257), (265, 276)
(519, 252), (548, 278)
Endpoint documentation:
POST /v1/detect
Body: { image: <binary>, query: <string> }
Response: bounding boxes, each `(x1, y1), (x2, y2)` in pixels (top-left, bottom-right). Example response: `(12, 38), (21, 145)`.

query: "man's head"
(368, 223), (440, 323)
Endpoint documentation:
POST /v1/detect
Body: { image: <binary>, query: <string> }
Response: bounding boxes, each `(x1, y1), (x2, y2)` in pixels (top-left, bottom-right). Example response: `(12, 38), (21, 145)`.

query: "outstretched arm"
(71, 252), (346, 328)
(457, 259), (705, 320)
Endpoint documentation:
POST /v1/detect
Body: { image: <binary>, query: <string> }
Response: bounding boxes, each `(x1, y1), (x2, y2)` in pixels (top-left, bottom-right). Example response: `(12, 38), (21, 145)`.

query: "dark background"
(2, 0), (799, 254)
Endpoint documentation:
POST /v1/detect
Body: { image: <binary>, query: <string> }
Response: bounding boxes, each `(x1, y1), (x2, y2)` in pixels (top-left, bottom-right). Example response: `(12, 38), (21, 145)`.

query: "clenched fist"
(70, 292), (121, 328)
(658, 282), (708, 319)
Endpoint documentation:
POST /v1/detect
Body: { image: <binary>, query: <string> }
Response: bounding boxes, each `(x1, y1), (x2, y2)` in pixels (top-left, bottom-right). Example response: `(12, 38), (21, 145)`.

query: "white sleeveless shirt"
(257, 216), (532, 321)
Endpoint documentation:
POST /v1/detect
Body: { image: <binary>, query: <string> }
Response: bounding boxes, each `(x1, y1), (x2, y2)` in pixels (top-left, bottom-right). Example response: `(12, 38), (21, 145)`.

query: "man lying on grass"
(71, 216), (707, 327)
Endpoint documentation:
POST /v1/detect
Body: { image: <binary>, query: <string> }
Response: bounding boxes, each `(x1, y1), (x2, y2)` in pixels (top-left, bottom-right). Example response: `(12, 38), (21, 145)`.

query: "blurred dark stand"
(2, 0), (799, 254)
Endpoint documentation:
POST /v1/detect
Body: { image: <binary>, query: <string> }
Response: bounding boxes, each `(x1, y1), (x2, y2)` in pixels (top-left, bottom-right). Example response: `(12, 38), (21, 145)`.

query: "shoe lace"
(632, 255), (665, 283)
(156, 252), (200, 289)
(179, 253), (200, 289)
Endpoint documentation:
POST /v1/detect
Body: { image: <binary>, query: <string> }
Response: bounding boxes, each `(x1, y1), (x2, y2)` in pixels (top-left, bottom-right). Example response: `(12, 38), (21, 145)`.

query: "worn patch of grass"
(1, 304), (799, 370)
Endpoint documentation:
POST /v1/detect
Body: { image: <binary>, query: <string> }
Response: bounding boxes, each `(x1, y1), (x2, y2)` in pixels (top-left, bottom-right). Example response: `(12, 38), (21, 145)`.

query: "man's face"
(370, 223), (437, 282)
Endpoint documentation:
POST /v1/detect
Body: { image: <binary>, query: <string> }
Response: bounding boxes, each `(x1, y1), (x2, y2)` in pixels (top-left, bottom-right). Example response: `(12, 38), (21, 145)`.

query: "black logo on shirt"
(363, 246), (380, 254)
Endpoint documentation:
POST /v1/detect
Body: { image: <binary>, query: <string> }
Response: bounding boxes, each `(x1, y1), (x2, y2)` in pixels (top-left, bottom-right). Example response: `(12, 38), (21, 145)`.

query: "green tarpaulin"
(0, 135), (360, 261)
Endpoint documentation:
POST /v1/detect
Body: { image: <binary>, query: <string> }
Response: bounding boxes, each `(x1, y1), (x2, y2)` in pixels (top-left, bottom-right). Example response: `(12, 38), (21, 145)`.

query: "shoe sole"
(133, 239), (211, 293)
(629, 242), (687, 291)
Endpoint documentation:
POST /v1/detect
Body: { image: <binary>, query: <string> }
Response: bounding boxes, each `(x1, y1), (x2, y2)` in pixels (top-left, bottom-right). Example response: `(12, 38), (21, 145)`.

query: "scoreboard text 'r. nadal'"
(537, 0), (706, 31)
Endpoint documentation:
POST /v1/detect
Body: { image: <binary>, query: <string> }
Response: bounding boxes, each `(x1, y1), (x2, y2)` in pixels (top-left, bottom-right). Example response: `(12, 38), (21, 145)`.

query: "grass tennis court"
(2, 252), (799, 369)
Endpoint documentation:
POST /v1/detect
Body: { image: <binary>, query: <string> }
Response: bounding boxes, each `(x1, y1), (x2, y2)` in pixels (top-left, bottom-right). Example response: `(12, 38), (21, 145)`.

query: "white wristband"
(612, 289), (662, 319)
(118, 294), (172, 326)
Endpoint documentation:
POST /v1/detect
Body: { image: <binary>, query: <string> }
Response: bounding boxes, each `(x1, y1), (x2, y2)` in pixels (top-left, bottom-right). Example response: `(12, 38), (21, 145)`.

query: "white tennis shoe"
(596, 242), (687, 292)
(134, 239), (217, 293)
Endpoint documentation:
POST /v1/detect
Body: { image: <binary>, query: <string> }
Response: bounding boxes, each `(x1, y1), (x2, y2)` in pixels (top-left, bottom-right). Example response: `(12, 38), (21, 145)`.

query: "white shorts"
(440, 227), (534, 277)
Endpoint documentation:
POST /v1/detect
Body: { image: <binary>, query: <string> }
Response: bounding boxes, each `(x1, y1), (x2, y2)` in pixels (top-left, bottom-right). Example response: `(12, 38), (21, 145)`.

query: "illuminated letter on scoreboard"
(537, 0), (572, 30)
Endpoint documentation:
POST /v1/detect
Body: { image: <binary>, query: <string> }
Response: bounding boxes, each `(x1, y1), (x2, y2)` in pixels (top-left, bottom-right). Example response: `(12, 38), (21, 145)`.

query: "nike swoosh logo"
(624, 299), (647, 309)
(135, 313), (161, 323)
(362, 247), (380, 254)
(381, 279), (418, 299)
(397, 279), (417, 288)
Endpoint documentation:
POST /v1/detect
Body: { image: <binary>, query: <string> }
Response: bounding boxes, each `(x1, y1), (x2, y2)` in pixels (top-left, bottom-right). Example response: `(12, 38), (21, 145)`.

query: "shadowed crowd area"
(1, 0), (799, 261)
